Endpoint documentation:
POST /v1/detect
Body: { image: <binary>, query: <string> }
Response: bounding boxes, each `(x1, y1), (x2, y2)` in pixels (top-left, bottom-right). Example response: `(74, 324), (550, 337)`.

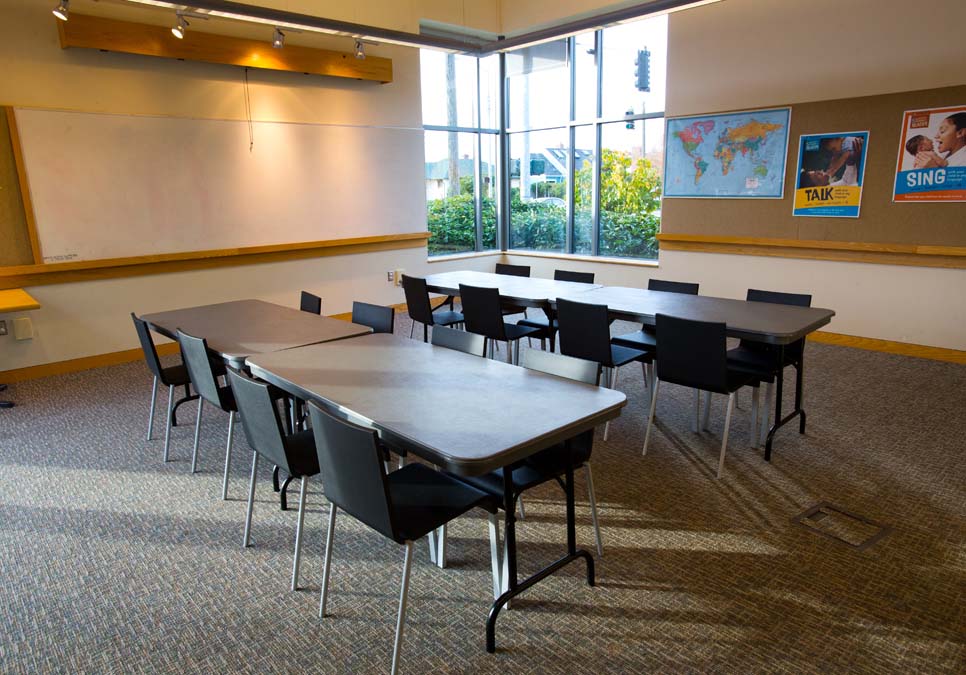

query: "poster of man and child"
(893, 105), (966, 203)
(794, 131), (869, 217)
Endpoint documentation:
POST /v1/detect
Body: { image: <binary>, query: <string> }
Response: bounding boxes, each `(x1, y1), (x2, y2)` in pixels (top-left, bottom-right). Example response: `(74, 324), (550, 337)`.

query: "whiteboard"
(15, 108), (426, 263)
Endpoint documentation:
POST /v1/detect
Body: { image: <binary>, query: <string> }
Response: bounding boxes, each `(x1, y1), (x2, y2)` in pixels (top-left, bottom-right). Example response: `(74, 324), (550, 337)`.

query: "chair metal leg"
(517, 496), (526, 520)
(603, 367), (613, 441)
(642, 379), (661, 456)
(585, 463), (603, 558)
(436, 524), (447, 569)
(147, 375), (159, 441)
(750, 385), (760, 448)
(222, 411), (235, 500)
(487, 513), (502, 601)
(505, 340), (513, 364)
(390, 541), (415, 675)
(291, 476), (308, 591)
(427, 529), (438, 564)
(759, 381), (774, 447)
(191, 397), (204, 473)
(540, 338), (546, 351)
(243, 451), (258, 547)
(409, 321), (415, 339)
(702, 391), (712, 431)
(319, 504), (338, 618)
(162, 385), (174, 462)
(512, 339), (520, 365)
(692, 389), (701, 433)
(718, 393), (736, 479)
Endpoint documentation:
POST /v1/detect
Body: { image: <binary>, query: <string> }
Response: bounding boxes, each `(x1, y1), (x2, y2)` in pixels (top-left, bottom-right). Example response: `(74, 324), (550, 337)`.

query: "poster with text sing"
(893, 105), (966, 202)
(793, 131), (869, 218)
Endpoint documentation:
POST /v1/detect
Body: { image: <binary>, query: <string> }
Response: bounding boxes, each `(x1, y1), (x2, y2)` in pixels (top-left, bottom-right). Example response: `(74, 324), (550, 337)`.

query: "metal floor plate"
(793, 502), (891, 550)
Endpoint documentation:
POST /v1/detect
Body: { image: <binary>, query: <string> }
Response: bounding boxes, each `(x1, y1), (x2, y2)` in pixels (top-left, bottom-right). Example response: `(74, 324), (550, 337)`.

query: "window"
(505, 15), (667, 260)
(421, 51), (499, 256)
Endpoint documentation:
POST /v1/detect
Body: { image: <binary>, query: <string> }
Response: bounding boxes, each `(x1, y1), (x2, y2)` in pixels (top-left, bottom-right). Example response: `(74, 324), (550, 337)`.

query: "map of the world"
(664, 108), (791, 198)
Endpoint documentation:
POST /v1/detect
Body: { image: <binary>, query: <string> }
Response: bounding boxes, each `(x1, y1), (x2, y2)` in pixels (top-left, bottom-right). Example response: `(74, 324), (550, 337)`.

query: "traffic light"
(635, 49), (650, 92)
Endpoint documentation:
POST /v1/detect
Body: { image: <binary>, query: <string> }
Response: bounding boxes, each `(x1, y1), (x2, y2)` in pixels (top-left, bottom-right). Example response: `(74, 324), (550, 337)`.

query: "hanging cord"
(244, 67), (254, 152)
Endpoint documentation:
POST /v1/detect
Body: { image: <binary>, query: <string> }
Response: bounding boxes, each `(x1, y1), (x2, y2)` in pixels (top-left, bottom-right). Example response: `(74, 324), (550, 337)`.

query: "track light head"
(354, 40), (365, 60)
(52, 0), (69, 21)
(172, 14), (188, 39)
(272, 27), (284, 49)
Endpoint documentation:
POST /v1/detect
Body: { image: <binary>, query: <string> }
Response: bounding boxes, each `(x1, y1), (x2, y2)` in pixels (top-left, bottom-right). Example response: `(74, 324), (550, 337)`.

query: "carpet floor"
(1, 315), (964, 674)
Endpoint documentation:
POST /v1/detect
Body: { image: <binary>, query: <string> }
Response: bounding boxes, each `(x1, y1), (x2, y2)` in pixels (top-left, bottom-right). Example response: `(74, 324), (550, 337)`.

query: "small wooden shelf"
(0, 288), (41, 313)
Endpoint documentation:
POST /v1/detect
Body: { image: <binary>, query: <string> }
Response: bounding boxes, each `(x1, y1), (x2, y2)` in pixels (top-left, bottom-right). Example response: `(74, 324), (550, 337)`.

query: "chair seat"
(518, 315), (557, 332)
(501, 303), (528, 317)
(432, 310), (465, 327)
(611, 330), (656, 351)
(160, 363), (191, 387)
(283, 429), (321, 477)
(611, 344), (651, 367)
(388, 463), (499, 542)
(504, 323), (543, 341)
(727, 345), (783, 380)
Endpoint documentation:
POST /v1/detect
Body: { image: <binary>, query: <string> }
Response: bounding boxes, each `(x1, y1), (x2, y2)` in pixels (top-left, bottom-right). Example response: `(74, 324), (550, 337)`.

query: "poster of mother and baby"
(893, 105), (966, 202)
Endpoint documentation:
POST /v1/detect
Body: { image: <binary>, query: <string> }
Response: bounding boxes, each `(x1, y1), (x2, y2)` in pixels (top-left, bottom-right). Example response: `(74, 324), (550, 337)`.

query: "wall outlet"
(0, 320), (6, 336)
(387, 271), (394, 283)
(13, 317), (33, 341)
(393, 268), (404, 287)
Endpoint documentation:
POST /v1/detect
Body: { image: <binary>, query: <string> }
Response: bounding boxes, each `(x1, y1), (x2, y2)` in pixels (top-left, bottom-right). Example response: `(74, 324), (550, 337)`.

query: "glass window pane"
(573, 125), (595, 255)
(574, 32), (598, 123)
(600, 15), (667, 119)
(508, 128), (568, 252)
(481, 134), (498, 250)
(479, 54), (501, 131)
(425, 130), (478, 256)
(598, 120), (663, 259)
(506, 40), (570, 130)
(421, 50), (479, 128)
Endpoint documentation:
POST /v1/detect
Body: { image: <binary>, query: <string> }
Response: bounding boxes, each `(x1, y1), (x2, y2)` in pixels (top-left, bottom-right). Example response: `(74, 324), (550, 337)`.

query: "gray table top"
(424, 270), (602, 307)
(247, 333), (626, 476)
(557, 286), (835, 345)
(142, 299), (372, 363)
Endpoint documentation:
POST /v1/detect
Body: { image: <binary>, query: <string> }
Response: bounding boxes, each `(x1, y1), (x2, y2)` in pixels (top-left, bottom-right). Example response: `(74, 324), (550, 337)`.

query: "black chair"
(300, 291), (322, 315)
(456, 350), (605, 563)
(555, 297), (650, 440)
(431, 325), (486, 357)
(459, 284), (542, 364)
(612, 278), (699, 353)
(518, 269), (597, 352)
(307, 402), (502, 675)
(352, 301), (395, 334)
(131, 313), (193, 462)
(494, 263), (531, 318)
(728, 289), (812, 447)
(176, 329), (239, 499)
(401, 274), (464, 342)
(0, 384), (12, 409)
(642, 314), (758, 479)
(227, 369), (320, 591)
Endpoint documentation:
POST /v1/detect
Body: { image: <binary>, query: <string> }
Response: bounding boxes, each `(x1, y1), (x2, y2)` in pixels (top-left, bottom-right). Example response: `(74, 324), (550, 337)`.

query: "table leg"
(764, 346), (807, 461)
(170, 384), (198, 428)
(485, 444), (596, 653)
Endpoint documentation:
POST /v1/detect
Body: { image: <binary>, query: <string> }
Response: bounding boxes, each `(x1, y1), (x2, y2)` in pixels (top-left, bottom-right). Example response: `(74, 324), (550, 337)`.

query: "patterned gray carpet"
(1, 315), (964, 674)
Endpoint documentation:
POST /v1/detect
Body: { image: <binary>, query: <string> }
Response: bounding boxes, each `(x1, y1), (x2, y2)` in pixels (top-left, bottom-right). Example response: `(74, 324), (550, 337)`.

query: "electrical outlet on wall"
(387, 271), (395, 283)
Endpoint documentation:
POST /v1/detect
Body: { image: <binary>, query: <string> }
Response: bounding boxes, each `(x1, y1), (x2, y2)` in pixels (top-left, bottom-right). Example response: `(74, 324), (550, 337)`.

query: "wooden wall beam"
(58, 13), (393, 83)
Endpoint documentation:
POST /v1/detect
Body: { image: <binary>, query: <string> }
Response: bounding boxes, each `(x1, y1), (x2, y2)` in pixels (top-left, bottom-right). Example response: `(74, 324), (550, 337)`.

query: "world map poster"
(664, 108), (791, 198)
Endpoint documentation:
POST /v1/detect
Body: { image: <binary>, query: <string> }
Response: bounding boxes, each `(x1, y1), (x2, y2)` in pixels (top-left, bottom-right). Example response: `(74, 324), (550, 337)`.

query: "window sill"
(427, 250), (502, 263)
(503, 250), (659, 268)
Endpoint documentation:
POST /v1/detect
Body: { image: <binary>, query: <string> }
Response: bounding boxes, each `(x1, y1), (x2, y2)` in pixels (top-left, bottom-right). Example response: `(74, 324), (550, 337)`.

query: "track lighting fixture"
(52, 0), (69, 21)
(272, 27), (284, 49)
(172, 13), (188, 39)
(354, 40), (365, 60)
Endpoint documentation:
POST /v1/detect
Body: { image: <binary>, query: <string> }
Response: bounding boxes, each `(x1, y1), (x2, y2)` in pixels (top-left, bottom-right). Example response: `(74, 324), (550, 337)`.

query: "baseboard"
(809, 331), (965, 365)
(4, 325), (959, 384)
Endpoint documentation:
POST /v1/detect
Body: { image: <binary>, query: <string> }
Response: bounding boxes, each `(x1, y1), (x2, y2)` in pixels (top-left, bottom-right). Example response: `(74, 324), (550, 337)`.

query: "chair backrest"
(495, 263), (530, 277)
(555, 298), (613, 369)
(648, 278), (699, 295)
(352, 301), (395, 334)
(654, 314), (728, 393)
(300, 291), (322, 315)
(401, 274), (435, 326)
(554, 269), (595, 284)
(459, 284), (507, 341)
(307, 401), (398, 542)
(431, 325), (486, 356)
(226, 369), (293, 474)
(176, 329), (226, 408)
(522, 349), (598, 385)
(131, 313), (165, 380)
(745, 288), (812, 358)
